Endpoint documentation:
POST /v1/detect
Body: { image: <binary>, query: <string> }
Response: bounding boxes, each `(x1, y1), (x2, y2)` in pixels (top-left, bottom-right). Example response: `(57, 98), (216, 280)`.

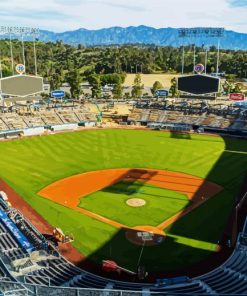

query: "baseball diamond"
(0, 129), (246, 274)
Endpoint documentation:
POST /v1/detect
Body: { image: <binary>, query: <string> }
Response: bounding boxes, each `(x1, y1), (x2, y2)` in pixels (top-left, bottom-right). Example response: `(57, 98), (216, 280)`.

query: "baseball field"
(0, 129), (247, 273)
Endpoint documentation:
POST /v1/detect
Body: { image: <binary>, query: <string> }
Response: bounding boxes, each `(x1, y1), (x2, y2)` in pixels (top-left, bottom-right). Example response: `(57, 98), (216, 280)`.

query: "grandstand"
(0, 100), (246, 142)
(128, 106), (246, 133)
(0, 105), (97, 140)
(0, 191), (247, 295)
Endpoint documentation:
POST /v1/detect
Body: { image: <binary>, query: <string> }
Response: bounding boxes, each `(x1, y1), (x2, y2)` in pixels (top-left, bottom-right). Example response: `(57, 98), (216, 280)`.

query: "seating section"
(0, 107), (97, 134)
(0, 118), (9, 131)
(128, 109), (244, 131)
(74, 110), (97, 122)
(0, 220), (27, 261)
(231, 120), (247, 130)
(199, 267), (247, 294)
(55, 110), (79, 123)
(38, 111), (64, 125)
(25, 258), (81, 286)
(0, 104), (244, 133)
(22, 114), (45, 127)
(148, 110), (160, 122)
(150, 282), (207, 294)
(127, 109), (143, 121)
(0, 114), (27, 130)
(140, 109), (150, 122)
(11, 210), (48, 250)
(0, 281), (28, 296)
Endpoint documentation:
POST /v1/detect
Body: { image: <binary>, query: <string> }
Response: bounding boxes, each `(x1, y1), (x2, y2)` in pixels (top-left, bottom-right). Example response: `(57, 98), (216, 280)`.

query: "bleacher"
(0, 211), (32, 262)
(38, 111), (62, 125)
(0, 281), (28, 296)
(0, 119), (9, 131)
(128, 108), (247, 132)
(156, 110), (167, 123)
(22, 113), (45, 128)
(55, 110), (79, 124)
(74, 109), (97, 122)
(148, 110), (160, 122)
(140, 109), (150, 122)
(127, 109), (143, 122)
(0, 114), (27, 130)
(10, 210), (48, 250)
(0, 107), (97, 138)
(24, 258), (81, 286)
(231, 119), (247, 130)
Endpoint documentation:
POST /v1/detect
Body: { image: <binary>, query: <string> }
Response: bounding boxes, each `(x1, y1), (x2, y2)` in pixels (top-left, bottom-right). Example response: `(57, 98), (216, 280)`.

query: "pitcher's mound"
(126, 198), (146, 207)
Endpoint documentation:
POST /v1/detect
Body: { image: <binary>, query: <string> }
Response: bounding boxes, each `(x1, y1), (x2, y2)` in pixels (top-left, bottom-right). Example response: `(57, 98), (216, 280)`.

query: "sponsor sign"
(16, 64), (25, 75)
(194, 63), (205, 74)
(51, 90), (65, 98)
(0, 210), (34, 252)
(229, 93), (245, 101)
(155, 89), (169, 97)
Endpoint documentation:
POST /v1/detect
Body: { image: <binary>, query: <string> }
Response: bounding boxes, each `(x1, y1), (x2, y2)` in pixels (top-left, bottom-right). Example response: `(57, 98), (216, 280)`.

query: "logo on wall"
(229, 93), (245, 101)
(16, 64), (25, 75)
(194, 63), (205, 74)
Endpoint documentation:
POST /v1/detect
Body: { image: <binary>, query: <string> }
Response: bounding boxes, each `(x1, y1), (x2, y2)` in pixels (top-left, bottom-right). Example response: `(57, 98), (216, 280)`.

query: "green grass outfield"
(78, 180), (189, 227)
(0, 129), (247, 272)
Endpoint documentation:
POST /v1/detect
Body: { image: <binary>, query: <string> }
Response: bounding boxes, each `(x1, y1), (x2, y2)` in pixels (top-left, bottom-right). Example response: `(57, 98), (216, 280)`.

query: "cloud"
(0, 9), (68, 20)
(49, 0), (146, 11)
(98, 1), (146, 12)
(0, 0), (246, 33)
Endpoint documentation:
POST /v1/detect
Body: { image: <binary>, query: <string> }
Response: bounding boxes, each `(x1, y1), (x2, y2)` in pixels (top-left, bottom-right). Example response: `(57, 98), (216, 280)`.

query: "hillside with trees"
(0, 40), (247, 98)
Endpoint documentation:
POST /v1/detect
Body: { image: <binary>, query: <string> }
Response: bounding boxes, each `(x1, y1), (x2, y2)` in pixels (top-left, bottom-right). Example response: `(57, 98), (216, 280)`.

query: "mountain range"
(38, 26), (247, 50)
(3, 26), (247, 50)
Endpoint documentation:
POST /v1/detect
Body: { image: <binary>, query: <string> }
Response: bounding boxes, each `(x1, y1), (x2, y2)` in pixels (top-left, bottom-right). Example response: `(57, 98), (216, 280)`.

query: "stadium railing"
(2, 280), (247, 296)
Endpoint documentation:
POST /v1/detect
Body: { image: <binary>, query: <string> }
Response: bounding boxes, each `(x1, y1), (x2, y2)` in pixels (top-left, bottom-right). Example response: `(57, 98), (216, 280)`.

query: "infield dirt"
(39, 168), (223, 232)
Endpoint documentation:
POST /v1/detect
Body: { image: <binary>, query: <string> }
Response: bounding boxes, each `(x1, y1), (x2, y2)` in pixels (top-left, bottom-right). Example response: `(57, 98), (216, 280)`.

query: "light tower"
(0, 26), (40, 76)
(0, 26), (43, 103)
(178, 27), (225, 75)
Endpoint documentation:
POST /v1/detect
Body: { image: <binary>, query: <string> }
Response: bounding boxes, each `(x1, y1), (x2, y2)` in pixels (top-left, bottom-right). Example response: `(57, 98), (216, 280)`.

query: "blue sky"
(0, 0), (247, 32)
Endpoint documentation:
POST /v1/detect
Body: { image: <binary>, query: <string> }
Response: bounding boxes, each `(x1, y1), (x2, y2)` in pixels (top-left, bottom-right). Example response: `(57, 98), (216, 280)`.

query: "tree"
(66, 69), (82, 99)
(151, 81), (164, 95)
(223, 80), (243, 94)
(234, 83), (243, 93)
(64, 91), (71, 99)
(49, 72), (62, 90)
(112, 82), (123, 99)
(100, 73), (126, 86)
(131, 74), (144, 98)
(124, 92), (131, 99)
(1, 67), (12, 78)
(88, 74), (102, 98)
(169, 77), (179, 97)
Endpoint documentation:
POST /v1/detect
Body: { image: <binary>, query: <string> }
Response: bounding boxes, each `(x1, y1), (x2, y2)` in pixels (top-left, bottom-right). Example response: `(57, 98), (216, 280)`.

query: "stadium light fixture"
(178, 27), (225, 75)
(0, 26), (39, 36)
(178, 27), (224, 38)
(0, 26), (40, 77)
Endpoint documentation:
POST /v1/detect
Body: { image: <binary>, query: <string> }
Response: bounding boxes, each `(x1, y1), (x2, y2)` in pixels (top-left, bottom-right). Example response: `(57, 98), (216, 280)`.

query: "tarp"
(0, 210), (34, 253)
